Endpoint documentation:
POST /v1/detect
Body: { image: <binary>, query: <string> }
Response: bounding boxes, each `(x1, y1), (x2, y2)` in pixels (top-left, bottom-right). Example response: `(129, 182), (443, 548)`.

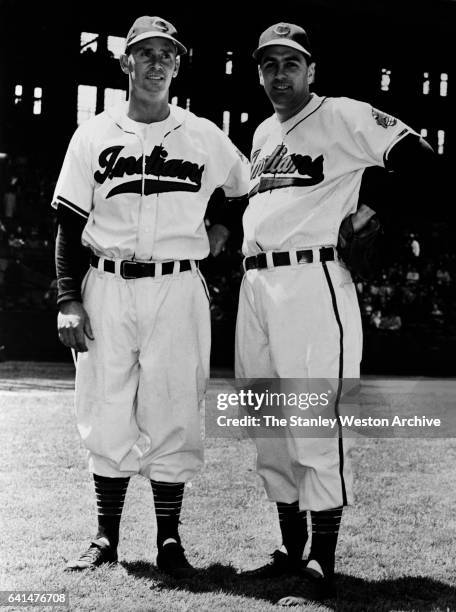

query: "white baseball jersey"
(243, 94), (417, 256)
(52, 103), (249, 261)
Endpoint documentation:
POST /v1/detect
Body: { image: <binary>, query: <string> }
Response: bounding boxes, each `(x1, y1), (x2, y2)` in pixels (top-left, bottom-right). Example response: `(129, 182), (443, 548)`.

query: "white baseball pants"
(75, 263), (210, 481)
(235, 258), (362, 511)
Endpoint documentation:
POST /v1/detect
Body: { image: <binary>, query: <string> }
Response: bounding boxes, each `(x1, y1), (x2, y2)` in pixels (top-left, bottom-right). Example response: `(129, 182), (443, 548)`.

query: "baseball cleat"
(276, 566), (336, 605)
(64, 539), (118, 571)
(242, 549), (305, 579)
(156, 541), (197, 579)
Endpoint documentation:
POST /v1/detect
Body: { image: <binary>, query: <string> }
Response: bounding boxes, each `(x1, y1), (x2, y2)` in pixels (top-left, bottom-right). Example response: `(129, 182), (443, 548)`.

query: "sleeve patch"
(371, 108), (397, 129)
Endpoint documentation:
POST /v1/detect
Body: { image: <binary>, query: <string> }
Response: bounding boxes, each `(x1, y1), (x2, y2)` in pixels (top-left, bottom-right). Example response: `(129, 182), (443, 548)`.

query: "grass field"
(1, 362), (456, 612)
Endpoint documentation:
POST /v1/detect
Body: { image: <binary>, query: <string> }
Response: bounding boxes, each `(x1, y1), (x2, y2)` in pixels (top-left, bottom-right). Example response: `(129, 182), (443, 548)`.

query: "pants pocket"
(196, 268), (211, 304)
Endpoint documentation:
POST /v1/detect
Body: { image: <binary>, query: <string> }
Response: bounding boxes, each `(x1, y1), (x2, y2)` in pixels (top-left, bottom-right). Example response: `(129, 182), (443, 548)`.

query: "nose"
(275, 63), (287, 79)
(148, 55), (162, 69)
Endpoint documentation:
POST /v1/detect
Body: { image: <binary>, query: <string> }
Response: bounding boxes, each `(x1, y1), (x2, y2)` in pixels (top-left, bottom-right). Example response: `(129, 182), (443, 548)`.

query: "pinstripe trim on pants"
(321, 262), (347, 507)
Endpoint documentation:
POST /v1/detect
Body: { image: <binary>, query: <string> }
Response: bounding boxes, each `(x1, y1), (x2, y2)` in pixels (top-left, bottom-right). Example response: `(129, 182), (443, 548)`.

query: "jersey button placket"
(137, 132), (154, 260)
(150, 130), (167, 263)
(132, 132), (145, 260)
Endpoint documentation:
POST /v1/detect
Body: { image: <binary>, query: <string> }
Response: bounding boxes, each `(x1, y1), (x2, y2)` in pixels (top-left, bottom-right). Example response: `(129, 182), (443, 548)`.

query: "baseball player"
(53, 16), (249, 576)
(236, 22), (434, 604)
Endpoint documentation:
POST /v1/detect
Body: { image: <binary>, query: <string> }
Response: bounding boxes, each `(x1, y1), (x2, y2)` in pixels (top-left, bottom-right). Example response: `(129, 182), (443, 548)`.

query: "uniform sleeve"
(209, 127), (250, 199)
(51, 126), (94, 220)
(337, 98), (419, 168)
(55, 206), (90, 305)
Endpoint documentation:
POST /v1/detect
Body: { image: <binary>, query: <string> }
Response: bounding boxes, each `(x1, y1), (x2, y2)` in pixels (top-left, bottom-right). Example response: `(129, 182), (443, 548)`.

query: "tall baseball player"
(54, 16), (249, 576)
(235, 22), (434, 604)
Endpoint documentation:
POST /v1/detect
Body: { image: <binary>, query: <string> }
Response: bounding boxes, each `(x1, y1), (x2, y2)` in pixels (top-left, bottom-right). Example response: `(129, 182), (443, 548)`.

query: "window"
(440, 73), (448, 97)
(223, 110), (230, 135)
(107, 36), (126, 59)
(186, 98), (191, 110)
(240, 112), (249, 123)
(420, 128), (428, 138)
(14, 84), (22, 105)
(33, 87), (42, 115)
(171, 96), (178, 105)
(381, 68), (391, 92)
(437, 130), (445, 155)
(77, 85), (97, 124)
(188, 48), (193, 65)
(422, 72), (430, 95)
(226, 51), (233, 75)
(104, 88), (126, 109)
(80, 32), (98, 54)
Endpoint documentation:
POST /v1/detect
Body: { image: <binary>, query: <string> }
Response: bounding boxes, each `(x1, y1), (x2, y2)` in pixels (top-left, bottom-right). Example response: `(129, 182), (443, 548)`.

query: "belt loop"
(265, 251), (274, 269)
(114, 259), (122, 277)
(155, 262), (162, 278)
(190, 260), (197, 274)
(289, 249), (298, 267)
(173, 260), (179, 275)
(312, 247), (320, 263)
(97, 256), (104, 273)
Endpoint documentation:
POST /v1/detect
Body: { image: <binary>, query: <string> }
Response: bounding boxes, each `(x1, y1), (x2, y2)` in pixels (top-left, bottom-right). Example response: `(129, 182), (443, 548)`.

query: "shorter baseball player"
(54, 16), (249, 577)
(236, 22), (434, 604)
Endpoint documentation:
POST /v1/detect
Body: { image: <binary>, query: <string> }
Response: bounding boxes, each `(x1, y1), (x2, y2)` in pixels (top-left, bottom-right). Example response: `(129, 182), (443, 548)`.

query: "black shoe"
(242, 549), (305, 579)
(156, 541), (197, 579)
(65, 539), (118, 571)
(276, 566), (336, 605)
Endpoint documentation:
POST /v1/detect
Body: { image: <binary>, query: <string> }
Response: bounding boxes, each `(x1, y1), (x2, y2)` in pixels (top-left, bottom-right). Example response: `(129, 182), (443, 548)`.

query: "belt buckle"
(120, 260), (138, 279)
(297, 250), (313, 264)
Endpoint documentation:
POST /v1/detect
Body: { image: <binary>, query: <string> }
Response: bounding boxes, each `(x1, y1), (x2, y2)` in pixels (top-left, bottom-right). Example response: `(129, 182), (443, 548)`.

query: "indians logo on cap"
(371, 108), (397, 129)
(151, 18), (169, 32)
(273, 24), (291, 37)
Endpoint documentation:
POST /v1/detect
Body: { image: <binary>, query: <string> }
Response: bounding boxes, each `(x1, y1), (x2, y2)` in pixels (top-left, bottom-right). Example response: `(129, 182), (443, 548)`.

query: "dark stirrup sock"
(150, 480), (185, 549)
(276, 501), (308, 561)
(308, 506), (343, 578)
(93, 474), (130, 550)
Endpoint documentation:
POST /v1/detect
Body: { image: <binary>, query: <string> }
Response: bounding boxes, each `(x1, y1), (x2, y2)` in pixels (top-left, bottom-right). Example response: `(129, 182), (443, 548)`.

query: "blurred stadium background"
(0, 0), (455, 374)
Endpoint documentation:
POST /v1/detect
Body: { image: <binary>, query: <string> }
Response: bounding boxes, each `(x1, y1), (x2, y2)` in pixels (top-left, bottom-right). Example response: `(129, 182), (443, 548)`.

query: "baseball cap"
(125, 16), (187, 55)
(253, 22), (312, 61)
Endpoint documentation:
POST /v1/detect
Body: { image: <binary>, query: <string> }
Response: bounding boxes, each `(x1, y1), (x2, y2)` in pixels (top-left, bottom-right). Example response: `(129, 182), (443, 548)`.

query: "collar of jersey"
(107, 102), (187, 135)
(278, 94), (325, 135)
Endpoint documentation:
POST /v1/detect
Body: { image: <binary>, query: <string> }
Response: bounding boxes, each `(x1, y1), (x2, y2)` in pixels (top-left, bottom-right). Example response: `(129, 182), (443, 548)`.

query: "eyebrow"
(138, 42), (175, 52)
(262, 52), (302, 63)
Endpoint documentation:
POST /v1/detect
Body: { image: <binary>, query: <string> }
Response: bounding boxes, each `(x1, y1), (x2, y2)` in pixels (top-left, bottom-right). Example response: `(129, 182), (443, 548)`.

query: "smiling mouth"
(147, 73), (164, 80)
(273, 84), (291, 91)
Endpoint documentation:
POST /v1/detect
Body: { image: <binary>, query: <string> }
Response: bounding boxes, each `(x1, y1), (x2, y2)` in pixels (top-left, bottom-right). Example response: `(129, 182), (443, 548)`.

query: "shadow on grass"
(122, 561), (456, 611)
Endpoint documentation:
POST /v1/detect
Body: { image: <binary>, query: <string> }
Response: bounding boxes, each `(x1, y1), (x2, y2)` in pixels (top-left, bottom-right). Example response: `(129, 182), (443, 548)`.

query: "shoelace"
(79, 544), (104, 562)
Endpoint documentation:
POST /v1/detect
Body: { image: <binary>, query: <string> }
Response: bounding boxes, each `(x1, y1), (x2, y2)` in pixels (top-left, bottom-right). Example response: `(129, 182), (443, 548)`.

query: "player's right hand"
(57, 300), (94, 352)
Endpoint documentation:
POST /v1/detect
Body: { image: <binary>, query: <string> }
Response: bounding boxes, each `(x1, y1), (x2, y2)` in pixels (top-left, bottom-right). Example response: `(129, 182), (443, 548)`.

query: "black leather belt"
(90, 254), (193, 279)
(243, 247), (335, 272)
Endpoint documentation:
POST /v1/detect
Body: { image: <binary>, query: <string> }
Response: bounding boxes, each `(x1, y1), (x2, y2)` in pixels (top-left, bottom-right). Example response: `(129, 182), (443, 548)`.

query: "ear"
(172, 55), (181, 78)
(307, 62), (316, 85)
(119, 53), (130, 75)
(258, 65), (264, 86)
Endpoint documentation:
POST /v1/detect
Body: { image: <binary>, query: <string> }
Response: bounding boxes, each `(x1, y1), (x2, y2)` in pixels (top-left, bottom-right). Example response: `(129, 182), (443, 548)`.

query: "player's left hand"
(208, 223), (230, 257)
